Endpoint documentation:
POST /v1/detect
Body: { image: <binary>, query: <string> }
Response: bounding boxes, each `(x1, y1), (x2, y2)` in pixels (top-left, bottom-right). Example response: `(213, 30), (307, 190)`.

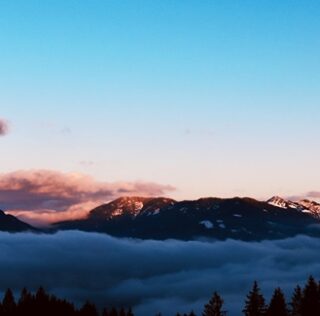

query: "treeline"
(0, 276), (320, 316)
(196, 275), (320, 316)
(0, 287), (132, 316)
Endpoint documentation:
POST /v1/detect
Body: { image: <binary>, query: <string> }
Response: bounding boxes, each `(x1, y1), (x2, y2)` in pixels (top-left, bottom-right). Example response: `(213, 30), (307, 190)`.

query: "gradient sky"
(1, 0), (320, 201)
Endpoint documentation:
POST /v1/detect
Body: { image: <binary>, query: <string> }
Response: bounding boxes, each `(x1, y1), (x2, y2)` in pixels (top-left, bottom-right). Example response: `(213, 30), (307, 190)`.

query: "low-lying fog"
(0, 231), (319, 316)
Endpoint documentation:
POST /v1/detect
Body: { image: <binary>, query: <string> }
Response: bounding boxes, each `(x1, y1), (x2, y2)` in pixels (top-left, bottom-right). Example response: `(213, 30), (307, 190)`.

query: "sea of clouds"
(0, 231), (319, 316)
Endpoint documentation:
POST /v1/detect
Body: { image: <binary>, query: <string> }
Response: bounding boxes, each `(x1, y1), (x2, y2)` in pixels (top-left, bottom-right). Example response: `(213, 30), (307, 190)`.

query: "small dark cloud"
(0, 119), (9, 136)
(0, 232), (318, 316)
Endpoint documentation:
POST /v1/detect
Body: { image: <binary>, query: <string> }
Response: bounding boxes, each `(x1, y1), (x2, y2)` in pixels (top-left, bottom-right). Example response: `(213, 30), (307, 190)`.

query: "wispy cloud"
(288, 191), (320, 201)
(0, 170), (175, 225)
(0, 119), (9, 136)
(306, 191), (320, 199)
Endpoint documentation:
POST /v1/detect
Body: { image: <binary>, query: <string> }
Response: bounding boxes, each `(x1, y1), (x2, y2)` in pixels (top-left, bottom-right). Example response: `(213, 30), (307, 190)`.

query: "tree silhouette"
(79, 301), (99, 316)
(203, 292), (224, 316)
(301, 276), (320, 316)
(109, 307), (118, 316)
(103, 308), (109, 316)
(2, 288), (16, 316)
(34, 286), (50, 315)
(266, 288), (288, 316)
(243, 281), (266, 316)
(17, 288), (34, 315)
(290, 285), (303, 316)
(127, 307), (134, 316)
(119, 307), (126, 316)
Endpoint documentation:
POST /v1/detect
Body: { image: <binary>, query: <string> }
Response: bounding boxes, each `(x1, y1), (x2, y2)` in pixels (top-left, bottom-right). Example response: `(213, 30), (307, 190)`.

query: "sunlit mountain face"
(51, 195), (320, 241)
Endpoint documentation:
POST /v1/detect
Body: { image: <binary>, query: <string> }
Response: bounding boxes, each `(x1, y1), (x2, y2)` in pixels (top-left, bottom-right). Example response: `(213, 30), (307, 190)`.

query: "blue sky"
(1, 0), (320, 200)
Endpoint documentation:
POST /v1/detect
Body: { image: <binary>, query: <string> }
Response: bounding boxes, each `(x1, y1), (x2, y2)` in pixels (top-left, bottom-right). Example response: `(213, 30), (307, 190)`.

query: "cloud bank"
(0, 170), (175, 225)
(0, 119), (9, 136)
(0, 232), (319, 316)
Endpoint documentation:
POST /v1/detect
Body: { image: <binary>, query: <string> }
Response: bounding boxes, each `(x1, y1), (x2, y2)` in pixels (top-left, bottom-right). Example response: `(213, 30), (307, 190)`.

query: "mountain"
(0, 209), (35, 232)
(55, 196), (320, 241)
(267, 196), (320, 218)
(298, 199), (320, 219)
(267, 196), (304, 210)
(89, 196), (176, 219)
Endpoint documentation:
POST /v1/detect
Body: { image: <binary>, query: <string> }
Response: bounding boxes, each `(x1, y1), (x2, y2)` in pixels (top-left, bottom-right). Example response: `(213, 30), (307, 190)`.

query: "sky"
(1, 0), (320, 222)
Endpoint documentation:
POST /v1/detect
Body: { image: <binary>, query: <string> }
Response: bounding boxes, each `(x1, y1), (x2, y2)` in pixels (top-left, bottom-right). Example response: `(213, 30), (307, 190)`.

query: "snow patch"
(134, 202), (144, 211)
(199, 220), (214, 229)
(153, 209), (160, 215)
(112, 209), (123, 217)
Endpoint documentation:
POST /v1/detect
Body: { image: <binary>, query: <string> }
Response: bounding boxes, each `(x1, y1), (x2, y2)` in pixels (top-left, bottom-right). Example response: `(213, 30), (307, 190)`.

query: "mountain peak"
(298, 199), (320, 218)
(89, 196), (176, 219)
(266, 196), (320, 218)
(267, 196), (291, 209)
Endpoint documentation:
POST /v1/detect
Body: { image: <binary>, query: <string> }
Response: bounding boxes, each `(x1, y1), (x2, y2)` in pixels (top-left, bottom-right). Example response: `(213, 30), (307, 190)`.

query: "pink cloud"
(0, 170), (175, 226)
(306, 191), (320, 199)
(287, 191), (320, 202)
(0, 119), (9, 136)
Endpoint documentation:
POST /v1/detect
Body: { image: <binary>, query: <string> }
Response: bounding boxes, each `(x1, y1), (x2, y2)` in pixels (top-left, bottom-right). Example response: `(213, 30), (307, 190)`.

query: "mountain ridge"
(54, 195), (320, 241)
(0, 209), (36, 232)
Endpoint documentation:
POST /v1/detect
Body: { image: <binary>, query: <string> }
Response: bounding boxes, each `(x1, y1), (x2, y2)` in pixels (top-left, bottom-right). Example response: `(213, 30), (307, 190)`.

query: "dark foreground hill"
(0, 209), (35, 232)
(55, 196), (320, 241)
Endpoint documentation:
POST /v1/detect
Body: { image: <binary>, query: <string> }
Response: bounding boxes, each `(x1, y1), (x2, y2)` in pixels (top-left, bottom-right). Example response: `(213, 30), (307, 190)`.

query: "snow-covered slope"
(298, 199), (320, 219)
(267, 196), (303, 210)
(267, 196), (320, 218)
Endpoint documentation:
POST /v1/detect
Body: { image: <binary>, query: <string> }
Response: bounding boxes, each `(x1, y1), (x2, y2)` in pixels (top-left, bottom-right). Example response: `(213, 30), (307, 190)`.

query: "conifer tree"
(34, 286), (50, 316)
(243, 281), (266, 316)
(79, 301), (99, 316)
(2, 288), (16, 316)
(127, 307), (134, 316)
(18, 287), (34, 315)
(109, 307), (118, 316)
(301, 276), (320, 316)
(290, 285), (303, 316)
(266, 288), (288, 316)
(203, 292), (224, 316)
(119, 307), (126, 316)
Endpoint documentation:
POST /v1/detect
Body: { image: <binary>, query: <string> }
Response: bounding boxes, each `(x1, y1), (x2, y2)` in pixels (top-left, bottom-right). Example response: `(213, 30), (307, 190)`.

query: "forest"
(0, 276), (319, 316)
